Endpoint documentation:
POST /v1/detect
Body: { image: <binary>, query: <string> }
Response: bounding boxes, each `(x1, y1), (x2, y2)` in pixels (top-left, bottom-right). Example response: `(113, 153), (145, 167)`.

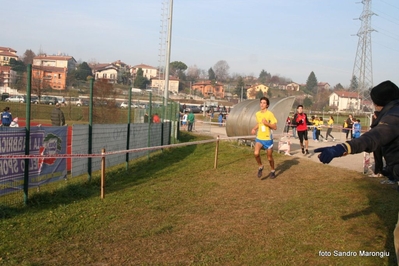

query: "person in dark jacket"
(51, 103), (65, 126)
(314, 80), (399, 261)
(1, 107), (12, 126)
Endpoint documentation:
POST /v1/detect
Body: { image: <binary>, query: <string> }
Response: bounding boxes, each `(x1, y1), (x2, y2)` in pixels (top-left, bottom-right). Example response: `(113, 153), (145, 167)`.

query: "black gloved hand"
(314, 144), (347, 164)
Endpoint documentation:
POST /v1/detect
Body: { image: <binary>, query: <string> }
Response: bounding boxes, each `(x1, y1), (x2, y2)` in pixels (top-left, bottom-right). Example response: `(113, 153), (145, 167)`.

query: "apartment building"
(0, 47), (18, 66)
(0, 66), (16, 88)
(32, 55), (76, 90)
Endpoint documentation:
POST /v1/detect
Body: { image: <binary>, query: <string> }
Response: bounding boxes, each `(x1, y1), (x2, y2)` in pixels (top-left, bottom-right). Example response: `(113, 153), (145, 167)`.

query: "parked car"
(120, 102), (139, 109)
(94, 100), (108, 107)
(39, 96), (58, 105)
(30, 96), (39, 104)
(67, 97), (84, 106)
(186, 105), (201, 113)
(5, 95), (25, 103)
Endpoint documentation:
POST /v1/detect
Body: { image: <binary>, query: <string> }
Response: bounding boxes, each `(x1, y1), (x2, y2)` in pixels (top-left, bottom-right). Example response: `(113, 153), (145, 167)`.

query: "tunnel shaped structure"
(226, 96), (296, 137)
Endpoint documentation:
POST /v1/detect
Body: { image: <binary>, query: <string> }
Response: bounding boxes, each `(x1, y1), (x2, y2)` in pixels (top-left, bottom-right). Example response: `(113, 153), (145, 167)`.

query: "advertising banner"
(0, 126), (67, 196)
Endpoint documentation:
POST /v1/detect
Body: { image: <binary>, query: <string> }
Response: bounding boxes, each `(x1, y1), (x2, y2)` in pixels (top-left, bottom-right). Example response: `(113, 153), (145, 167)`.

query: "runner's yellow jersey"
(255, 110), (277, 140)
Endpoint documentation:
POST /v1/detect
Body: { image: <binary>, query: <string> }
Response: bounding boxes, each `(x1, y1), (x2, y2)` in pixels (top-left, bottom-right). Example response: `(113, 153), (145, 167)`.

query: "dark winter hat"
(370, 80), (399, 106)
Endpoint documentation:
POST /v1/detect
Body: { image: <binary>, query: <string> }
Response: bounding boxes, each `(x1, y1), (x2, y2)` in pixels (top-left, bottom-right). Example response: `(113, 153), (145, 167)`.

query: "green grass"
(0, 132), (398, 265)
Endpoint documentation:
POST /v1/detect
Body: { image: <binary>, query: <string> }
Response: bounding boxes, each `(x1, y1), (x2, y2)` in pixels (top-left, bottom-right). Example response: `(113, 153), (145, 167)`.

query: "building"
(32, 55), (77, 90)
(131, 64), (158, 80)
(32, 65), (68, 90)
(286, 82), (300, 91)
(329, 90), (362, 111)
(33, 55), (76, 72)
(317, 82), (331, 90)
(0, 47), (18, 66)
(246, 84), (269, 99)
(91, 63), (119, 84)
(0, 66), (17, 88)
(150, 76), (179, 94)
(192, 80), (225, 99)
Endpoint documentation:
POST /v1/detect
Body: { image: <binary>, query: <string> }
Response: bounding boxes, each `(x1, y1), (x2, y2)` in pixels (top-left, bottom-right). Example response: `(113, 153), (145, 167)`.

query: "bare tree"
(186, 65), (200, 82)
(213, 60), (230, 82)
(22, 49), (36, 65)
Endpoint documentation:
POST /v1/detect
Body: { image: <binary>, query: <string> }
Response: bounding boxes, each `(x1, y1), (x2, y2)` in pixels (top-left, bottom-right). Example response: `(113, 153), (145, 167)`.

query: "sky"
(3, 0), (399, 88)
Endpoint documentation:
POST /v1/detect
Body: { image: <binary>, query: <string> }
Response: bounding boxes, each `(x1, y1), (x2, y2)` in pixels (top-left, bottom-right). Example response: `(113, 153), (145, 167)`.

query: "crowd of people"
(284, 112), (363, 142)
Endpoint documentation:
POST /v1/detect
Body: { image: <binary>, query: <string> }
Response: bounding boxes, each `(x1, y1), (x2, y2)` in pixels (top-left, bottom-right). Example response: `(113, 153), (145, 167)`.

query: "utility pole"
(352, 0), (375, 111)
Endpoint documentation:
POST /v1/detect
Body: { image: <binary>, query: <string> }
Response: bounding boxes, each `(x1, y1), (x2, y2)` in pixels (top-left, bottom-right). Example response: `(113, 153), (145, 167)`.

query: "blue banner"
(0, 126), (67, 196)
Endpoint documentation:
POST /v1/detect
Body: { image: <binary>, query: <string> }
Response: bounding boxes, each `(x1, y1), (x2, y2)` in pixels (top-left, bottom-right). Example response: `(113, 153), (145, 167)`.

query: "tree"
(22, 49), (36, 65)
(213, 60), (230, 82)
(258, 69), (270, 84)
(133, 68), (149, 89)
(306, 71), (318, 94)
(303, 97), (313, 108)
(208, 68), (216, 81)
(234, 76), (246, 100)
(349, 75), (358, 91)
(186, 65), (200, 83)
(170, 61), (187, 77)
(9, 58), (26, 73)
(75, 62), (92, 81)
(93, 79), (118, 123)
(334, 83), (344, 90)
(255, 90), (264, 99)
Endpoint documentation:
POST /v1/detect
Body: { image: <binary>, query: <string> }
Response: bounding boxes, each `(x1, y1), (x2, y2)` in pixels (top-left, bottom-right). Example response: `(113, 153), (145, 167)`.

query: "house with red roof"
(329, 90), (362, 111)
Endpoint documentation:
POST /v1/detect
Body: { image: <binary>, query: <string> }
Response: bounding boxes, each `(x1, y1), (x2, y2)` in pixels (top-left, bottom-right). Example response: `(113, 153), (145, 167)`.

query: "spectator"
(314, 80), (399, 261)
(153, 113), (161, 123)
(1, 107), (12, 127)
(187, 110), (195, 132)
(51, 103), (65, 126)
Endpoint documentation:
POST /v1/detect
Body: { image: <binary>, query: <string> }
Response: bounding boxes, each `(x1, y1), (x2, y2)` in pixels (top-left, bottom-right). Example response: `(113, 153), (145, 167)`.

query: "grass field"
(0, 132), (398, 265)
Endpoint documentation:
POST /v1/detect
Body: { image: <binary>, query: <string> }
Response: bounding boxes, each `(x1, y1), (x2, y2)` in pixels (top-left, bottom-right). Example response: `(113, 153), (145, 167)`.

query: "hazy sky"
(3, 0), (399, 87)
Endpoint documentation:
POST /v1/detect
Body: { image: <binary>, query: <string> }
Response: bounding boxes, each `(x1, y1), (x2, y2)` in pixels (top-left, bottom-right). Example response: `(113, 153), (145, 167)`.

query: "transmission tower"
(352, 0), (375, 105)
(158, 1), (169, 93)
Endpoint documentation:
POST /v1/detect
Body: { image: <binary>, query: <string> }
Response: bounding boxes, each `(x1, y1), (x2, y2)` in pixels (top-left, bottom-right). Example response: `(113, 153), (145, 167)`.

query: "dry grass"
(0, 132), (398, 265)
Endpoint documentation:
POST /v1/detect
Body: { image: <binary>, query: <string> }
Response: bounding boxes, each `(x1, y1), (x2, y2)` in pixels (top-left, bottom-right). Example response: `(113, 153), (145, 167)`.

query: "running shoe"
(305, 149), (309, 155)
(270, 171), (276, 179)
(380, 179), (396, 185)
(257, 166), (264, 178)
(301, 148), (305, 154)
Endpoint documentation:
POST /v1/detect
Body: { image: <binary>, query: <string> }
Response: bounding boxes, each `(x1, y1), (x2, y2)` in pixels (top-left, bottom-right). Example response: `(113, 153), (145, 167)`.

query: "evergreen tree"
(133, 68), (149, 89)
(9, 58), (26, 73)
(255, 90), (264, 99)
(306, 71), (318, 94)
(235, 76), (246, 100)
(208, 68), (216, 80)
(75, 62), (92, 80)
(349, 75), (358, 91)
(303, 97), (313, 108)
(258, 69), (270, 84)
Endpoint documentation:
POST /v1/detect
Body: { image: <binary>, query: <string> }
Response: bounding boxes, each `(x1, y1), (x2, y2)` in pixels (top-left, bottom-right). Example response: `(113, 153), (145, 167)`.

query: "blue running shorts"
(255, 139), (273, 150)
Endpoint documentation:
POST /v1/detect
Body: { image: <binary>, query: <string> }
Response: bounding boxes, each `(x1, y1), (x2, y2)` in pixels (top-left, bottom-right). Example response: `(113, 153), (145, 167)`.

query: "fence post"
(23, 64), (32, 205)
(214, 135), (220, 169)
(101, 148), (106, 199)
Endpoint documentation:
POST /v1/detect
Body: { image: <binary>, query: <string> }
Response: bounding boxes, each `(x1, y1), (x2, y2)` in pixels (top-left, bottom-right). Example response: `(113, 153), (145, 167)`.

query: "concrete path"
(191, 120), (368, 174)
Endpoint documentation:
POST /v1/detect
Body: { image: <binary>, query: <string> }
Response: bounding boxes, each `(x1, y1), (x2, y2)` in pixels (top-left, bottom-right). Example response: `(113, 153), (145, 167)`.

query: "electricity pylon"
(352, 0), (375, 109)
(158, 1), (169, 89)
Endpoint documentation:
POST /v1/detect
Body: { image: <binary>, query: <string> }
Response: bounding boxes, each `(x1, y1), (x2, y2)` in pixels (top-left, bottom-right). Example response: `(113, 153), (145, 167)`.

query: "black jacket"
(347, 99), (399, 178)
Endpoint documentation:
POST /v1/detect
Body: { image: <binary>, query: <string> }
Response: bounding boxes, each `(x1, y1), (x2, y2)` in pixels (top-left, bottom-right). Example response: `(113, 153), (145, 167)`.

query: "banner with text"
(0, 126), (67, 196)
